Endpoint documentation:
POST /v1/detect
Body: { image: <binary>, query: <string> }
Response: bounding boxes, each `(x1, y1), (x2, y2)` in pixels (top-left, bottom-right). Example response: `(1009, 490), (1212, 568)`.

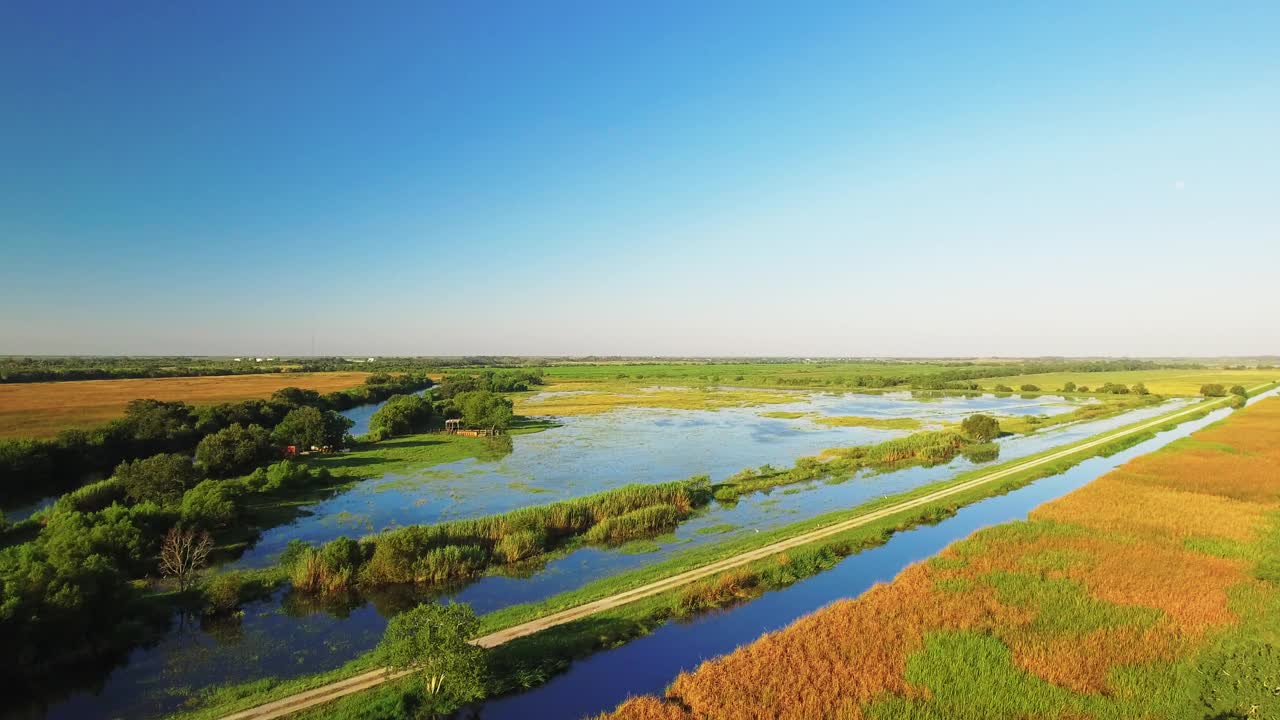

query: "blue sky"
(1, 1), (1276, 356)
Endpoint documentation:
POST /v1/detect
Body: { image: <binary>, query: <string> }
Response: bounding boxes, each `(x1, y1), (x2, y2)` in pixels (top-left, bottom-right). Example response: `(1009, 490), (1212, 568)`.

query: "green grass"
(758, 410), (807, 419)
(980, 368), (1279, 397)
(165, 396), (1233, 720)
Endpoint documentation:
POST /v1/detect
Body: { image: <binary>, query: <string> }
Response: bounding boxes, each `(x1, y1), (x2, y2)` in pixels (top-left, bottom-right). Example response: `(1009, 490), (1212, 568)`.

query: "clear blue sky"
(2, 1), (1276, 356)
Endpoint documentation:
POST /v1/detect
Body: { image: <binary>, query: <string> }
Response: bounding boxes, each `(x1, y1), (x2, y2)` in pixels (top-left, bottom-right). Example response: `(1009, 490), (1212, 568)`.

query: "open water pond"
(30, 393), (1192, 720)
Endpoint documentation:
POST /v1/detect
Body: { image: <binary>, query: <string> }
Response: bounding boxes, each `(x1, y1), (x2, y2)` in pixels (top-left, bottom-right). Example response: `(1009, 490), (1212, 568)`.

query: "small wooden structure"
(444, 419), (496, 437)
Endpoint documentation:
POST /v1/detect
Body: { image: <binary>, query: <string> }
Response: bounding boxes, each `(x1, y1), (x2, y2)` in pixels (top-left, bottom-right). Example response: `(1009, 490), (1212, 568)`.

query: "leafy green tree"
(1229, 385), (1248, 398)
(115, 453), (199, 505)
(376, 603), (488, 717)
(369, 394), (435, 440)
(1201, 383), (1227, 397)
(1131, 382), (1150, 395)
(1060, 381), (1077, 393)
(195, 423), (275, 477)
(271, 406), (353, 448)
(181, 479), (237, 529)
(1019, 384), (1040, 392)
(451, 391), (514, 433)
(960, 414), (1001, 442)
(992, 384), (1013, 393)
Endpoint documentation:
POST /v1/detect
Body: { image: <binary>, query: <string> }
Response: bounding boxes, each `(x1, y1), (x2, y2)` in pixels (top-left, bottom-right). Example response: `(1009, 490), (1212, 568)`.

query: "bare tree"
(159, 527), (213, 591)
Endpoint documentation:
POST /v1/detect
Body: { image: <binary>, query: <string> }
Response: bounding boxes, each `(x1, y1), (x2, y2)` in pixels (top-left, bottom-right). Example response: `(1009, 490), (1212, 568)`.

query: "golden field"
(0, 372), (371, 439)
(604, 398), (1280, 720)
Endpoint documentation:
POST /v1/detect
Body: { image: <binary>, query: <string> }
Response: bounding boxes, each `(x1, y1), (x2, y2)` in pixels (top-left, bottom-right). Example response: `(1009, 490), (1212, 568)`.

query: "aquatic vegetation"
(288, 476), (714, 591)
(603, 398), (1280, 720)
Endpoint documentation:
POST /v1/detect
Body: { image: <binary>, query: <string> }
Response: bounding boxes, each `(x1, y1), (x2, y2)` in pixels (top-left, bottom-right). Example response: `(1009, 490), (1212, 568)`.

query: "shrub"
(1230, 385), (1248, 398)
(960, 414), (1001, 443)
(412, 544), (490, 583)
(1201, 384), (1227, 397)
(1131, 383), (1150, 395)
(203, 572), (247, 615)
(1019, 384), (1041, 392)
(1061, 381), (1077, 392)
(263, 459), (312, 492)
(54, 477), (127, 514)
(1077, 385), (1090, 393)
(992, 384), (1014, 393)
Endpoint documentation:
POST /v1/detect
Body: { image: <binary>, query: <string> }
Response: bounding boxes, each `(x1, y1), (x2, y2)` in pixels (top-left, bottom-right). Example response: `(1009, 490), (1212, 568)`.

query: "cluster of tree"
(367, 394), (436, 440)
(441, 391), (515, 433)
(0, 374), (427, 506)
(434, 369), (544, 400)
(0, 455), (333, 681)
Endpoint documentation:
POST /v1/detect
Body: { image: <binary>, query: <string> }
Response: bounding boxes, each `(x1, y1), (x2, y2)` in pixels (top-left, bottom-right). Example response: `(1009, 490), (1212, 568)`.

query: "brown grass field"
(603, 398), (1280, 720)
(0, 372), (371, 439)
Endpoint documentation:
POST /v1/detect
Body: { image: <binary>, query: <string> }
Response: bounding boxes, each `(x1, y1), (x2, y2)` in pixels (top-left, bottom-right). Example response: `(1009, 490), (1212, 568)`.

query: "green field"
(978, 368), (1277, 396)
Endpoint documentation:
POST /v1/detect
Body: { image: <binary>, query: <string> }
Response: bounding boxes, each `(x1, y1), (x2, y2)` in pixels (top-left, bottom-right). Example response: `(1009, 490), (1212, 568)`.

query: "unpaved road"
(219, 388), (1266, 720)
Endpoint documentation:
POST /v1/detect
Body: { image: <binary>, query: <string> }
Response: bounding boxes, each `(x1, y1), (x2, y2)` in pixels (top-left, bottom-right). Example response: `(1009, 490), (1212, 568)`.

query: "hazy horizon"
(3, 2), (1277, 356)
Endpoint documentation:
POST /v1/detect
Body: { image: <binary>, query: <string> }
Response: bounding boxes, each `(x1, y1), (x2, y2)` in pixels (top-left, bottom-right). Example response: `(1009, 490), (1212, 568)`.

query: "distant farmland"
(0, 371), (371, 439)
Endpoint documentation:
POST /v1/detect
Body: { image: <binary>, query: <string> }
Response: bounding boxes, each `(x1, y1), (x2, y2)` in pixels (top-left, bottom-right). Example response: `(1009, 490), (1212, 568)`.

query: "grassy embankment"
(0, 372), (373, 439)
(605, 396), (1280, 720)
(166, 390), (1259, 720)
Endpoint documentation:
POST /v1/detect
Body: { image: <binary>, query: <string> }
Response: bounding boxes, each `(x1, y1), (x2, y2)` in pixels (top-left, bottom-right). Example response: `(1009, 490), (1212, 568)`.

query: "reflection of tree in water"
(281, 586), (366, 619)
(961, 443), (1001, 464)
(200, 613), (245, 647)
(478, 434), (514, 461)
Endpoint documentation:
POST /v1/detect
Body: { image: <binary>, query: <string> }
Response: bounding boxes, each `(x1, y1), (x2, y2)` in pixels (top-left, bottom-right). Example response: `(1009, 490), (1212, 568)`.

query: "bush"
(116, 453), (200, 506)
(1131, 383), (1150, 395)
(1201, 384), (1227, 397)
(181, 479), (237, 529)
(1077, 385), (1090, 393)
(54, 477), (127, 514)
(203, 572), (247, 615)
(1060, 381), (1077, 392)
(992, 384), (1013, 393)
(195, 423), (275, 477)
(960, 414), (1001, 442)
(1230, 385), (1248, 398)
(1019, 384), (1040, 392)
(263, 459), (312, 492)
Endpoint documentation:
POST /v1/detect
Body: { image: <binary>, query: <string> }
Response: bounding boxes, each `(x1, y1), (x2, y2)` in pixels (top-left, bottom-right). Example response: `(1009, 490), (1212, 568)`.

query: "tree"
(271, 406), (353, 449)
(115, 452), (199, 505)
(1061, 381), (1077, 393)
(376, 603), (487, 717)
(159, 526), (212, 592)
(181, 479), (237, 529)
(960, 414), (1001, 442)
(992, 384), (1013, 393)
(451, 391), (514, 433)
(1201, 384), (1227, 398)
(1229, 385), (1248, 398)
(1019, 384), (1040, 392)
(369, 394), (435, 440)
(195, 423), (275, 477)
(1131, 382), (1150, 395)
